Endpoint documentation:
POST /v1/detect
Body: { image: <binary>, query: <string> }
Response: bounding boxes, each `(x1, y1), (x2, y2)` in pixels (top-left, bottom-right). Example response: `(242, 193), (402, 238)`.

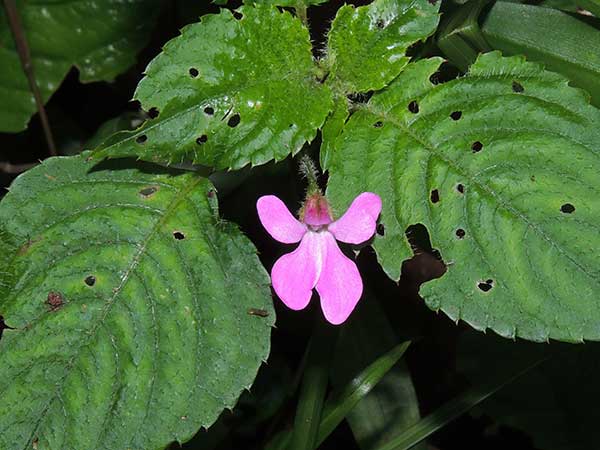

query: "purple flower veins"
(257, 192), (382, 325)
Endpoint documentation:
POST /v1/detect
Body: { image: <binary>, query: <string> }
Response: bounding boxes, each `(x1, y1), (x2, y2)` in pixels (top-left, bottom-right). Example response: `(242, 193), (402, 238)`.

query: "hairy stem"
(3, 0), (57, 156)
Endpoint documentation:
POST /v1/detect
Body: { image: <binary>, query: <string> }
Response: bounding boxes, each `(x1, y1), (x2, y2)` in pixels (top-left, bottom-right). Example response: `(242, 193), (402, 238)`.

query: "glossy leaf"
(326, 52), (600, 342)
(0, 155), (274, 449)
(325, 0), (440, 93)
(0, 0), (161, 132)
(95, 5), (333, 170)
(482, 2), (600, 107)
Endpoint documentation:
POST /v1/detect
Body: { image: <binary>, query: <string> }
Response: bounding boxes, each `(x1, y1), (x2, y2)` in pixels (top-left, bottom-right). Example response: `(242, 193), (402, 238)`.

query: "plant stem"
(295, 3), (309, 28)
(3, 0), (57, 156)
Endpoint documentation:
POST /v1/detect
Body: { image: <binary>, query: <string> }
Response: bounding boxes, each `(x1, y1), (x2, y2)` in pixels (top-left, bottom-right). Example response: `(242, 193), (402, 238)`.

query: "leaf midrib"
(21, 174), (204, 449)
(358, 98), (598, 284)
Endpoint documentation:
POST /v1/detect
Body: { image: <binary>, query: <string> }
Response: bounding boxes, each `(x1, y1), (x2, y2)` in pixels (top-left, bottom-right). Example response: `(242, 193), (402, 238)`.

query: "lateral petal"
(257, 195), (306, 244)
(328, 192), (382, 244)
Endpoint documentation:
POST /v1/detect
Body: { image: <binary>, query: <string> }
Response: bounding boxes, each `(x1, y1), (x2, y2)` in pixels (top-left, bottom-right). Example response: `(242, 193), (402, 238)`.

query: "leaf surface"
(325, 0), (440, 93)
(0, 155), (274, 449)
(326, 52), (600, 342)
(95, 5), (333, 170)
(0, 0), (161, 132)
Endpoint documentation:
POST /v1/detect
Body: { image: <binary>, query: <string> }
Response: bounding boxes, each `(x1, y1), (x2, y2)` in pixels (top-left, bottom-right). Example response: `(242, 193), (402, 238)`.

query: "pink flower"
(257, 192), (382, 325)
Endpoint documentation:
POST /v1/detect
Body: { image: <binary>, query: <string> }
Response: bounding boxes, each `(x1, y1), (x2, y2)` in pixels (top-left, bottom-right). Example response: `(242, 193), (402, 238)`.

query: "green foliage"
(328, 298), (416, 449)
(242, 0), (329, 5)
(326, 0), (440, 93)
(326, 52), (600, 342)
(95, 4), (333, 170)
(0, 0), (161, 132)
(0, 154), (274, 450)
(94, 0), (441, 170)
(482, 2), (600, 107)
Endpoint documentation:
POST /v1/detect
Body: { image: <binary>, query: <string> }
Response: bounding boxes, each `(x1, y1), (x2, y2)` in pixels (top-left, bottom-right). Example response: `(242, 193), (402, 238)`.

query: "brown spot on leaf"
(247, 308), (269, 317)
(46, 291), (64, 312)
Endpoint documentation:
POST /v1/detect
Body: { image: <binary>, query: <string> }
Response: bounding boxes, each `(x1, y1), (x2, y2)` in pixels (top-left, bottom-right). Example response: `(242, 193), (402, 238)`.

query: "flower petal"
(257, 195), (306, 244)
(272, 232), (324, 311)
(316, 233), (363, 325)
(328, 192), (382, 244)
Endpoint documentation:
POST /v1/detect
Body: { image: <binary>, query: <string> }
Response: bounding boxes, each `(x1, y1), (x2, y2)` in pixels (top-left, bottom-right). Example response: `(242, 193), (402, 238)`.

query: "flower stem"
(298, 155), (321, 196)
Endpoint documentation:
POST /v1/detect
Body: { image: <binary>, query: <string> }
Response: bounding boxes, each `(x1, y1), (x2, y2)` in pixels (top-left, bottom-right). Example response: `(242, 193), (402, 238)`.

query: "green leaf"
(436, 0), (492, 72)
(481, 2), (600, 107)
(328, 297), (419, 450)
(320, 341), (411, 447)
(0, 154), (274, 449)
(326, 52), (600, 342)
(291, 322), (336, 450)
(243, 0), (329, 5)
(94, 5), (333, 170)
(320, 97), (349, 170)
(325, 0), (440, 93)
(0, 0), (161, 133)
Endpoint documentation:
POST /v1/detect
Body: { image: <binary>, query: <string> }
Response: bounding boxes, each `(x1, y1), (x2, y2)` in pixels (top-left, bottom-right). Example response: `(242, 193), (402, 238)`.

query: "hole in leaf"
(196, 135), (208, 145)
(204, 106), (214, 115)
(207, 189), (215, 198)
(376, 19), (385, 29)
(148, 107), (159, 119)
(404, 224), (446, 284)
(512, 81), (524, 93)
(227, 114), (241, 128)
(456, 183), (465, 194)
(189, 68), (199, 78)
(376, 223), (385, 236)
(233, 11), (243, 20)
(0, 315), (15, 340)
(471, 141), (483, 153)
(173, 231), (186, 240)
(561, 203), (575, 214)
(84, 275), (96, 287)
(430, 189), (440, 203)
(408, 100), (419, 114)
(450, 111), (462, 120)
(373, 121), (384, 128)
(428, 62), (462, 86)
(136, 134), (147, 144)
(478, 280), (493, 292)
(455, 228), (466, 239)
(140, 186), (158, 198)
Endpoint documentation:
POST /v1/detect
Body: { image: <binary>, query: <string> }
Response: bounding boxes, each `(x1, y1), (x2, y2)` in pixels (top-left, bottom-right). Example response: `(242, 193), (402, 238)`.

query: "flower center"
(307, 224), (328, 232)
